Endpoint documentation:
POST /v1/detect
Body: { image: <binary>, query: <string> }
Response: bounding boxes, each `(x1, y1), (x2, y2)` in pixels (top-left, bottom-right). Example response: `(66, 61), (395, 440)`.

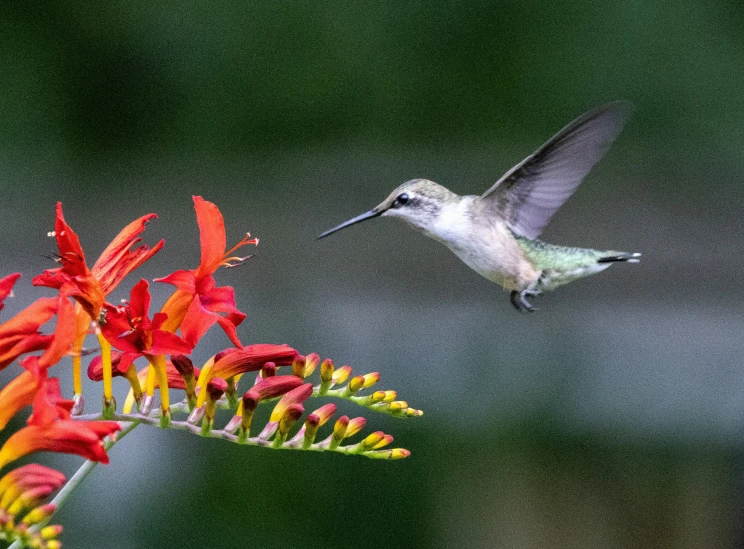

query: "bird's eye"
(395, 193), (410, 206)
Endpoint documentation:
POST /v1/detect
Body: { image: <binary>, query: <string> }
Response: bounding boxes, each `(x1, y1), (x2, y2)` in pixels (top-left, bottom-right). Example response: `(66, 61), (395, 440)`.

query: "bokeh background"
(2, 1), (744, 548)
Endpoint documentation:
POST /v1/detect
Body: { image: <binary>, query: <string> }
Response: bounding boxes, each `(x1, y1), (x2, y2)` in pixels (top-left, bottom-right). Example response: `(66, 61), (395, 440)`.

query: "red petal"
(0, 273), (21, 312)
(180, 295), (218, 348)
(215, 314), (245, 348)
(53, 203), (89, 278)
(91, 213), (163, 294)
(128, 279), (151, 320)
(154, 270), (196, 293)
(38, 295), (76, 369)
(0, 298), (57, 338)
(193, 196), (226, 278)
(149, 329), (193, 356)
(200, 285), (243, 315)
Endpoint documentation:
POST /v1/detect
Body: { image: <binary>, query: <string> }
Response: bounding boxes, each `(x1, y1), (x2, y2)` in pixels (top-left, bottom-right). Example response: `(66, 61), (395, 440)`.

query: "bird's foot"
(510, 290), (541, 313)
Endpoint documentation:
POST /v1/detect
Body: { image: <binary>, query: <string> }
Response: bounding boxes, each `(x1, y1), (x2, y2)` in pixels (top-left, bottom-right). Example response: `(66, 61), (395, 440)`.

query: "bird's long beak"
(317, 208), (382, 239)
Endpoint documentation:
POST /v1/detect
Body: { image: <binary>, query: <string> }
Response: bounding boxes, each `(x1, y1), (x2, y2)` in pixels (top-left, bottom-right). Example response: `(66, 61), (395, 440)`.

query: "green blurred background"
(2, 1), (744, 547)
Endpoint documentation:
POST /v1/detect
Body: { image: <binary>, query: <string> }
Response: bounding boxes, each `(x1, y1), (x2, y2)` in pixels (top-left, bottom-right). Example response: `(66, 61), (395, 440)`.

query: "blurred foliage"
(2, 1), (744, 548)
(3, 0), (744, 155)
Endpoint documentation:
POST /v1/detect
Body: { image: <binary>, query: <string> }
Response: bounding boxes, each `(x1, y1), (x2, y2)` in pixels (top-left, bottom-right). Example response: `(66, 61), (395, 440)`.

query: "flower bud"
(383, 390), (397, 402)
(331, 365), (352, 386)
(303, 353), (320, 377)
(260, 362), (276, 378)
(345, 417), (366, 438)
(40, 523), (63, 539)
(329, 415), (349, 449)
(347, 375), (365, 393)
(275, 403), (304, 446)
(202, 378), (228, 435)
(20, 503), (56, 526)
(302, 403), (336, 449)
(320, 358), (334, 382)
(362, 372), (380, 388)
(365, 448), (411, 460)
(269, 383), (313, 423)
(291, 355), (307, 378)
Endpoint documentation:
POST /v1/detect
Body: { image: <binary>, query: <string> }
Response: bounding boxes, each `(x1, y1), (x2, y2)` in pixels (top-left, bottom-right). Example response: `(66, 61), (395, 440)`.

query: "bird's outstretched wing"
(481, 101), (633, 240)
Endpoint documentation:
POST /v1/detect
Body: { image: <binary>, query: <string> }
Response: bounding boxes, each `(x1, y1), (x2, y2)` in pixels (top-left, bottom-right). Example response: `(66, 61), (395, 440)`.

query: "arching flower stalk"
(0, 196), (423, 548)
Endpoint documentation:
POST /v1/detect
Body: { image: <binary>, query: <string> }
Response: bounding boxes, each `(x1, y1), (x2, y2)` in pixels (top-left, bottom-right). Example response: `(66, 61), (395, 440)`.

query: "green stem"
(26, 420), (140, 536)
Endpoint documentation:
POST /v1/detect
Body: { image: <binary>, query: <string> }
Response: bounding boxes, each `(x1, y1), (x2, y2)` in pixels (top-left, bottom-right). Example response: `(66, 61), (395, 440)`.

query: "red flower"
(33, 203), (164, 320)
(0, 369), (120, 469)
(0, 273), (21, 313)
(32, 203), (164, 399)
(100, 279), (193, 369)
(157, 196), (257, 348)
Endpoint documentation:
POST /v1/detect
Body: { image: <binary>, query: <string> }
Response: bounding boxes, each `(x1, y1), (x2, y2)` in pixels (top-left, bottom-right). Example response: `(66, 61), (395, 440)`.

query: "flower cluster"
(0, 465), (65, 549)
(0, 196), (421, 547)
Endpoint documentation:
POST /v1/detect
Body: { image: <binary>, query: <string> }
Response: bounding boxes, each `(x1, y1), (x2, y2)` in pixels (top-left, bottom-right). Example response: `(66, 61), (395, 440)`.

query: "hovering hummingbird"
(318, 101), (640, 312)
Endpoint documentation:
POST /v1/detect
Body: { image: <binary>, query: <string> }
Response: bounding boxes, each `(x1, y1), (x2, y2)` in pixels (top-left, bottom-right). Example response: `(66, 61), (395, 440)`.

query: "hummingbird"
(318, 101), (640, 312)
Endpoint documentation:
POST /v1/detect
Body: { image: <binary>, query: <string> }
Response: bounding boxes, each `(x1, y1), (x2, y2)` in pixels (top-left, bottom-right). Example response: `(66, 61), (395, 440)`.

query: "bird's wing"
(481, 101), (633, 240)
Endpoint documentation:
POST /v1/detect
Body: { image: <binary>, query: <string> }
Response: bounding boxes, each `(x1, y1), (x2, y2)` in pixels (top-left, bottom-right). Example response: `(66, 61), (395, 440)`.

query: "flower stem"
(26, 420), (140, 535)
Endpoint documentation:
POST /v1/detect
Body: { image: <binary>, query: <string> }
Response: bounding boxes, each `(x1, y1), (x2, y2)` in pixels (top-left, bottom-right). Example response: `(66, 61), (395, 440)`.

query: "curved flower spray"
(0, 196), (422, 548)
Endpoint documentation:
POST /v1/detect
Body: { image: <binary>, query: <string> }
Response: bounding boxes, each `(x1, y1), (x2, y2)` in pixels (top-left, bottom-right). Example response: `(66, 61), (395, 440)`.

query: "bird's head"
(318, 179), (457, 239)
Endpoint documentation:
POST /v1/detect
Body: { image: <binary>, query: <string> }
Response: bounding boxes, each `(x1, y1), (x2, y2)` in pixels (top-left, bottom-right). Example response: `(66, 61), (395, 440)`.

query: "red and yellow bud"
(291, 355), (306, 378)
(39, 523), (63, 539)
(269, 383), (313, 423)
(320, 358), (334, 382)
(330, 415), (349, 449)
(202, 378), (228, 435)
(331, 365), (352, 386)
(24, 505), (57, 527)
(196, 344), (298, 406)
(276, 403), (304, 444)
(362, 372), (380, 389)
(345, 417), (367, 438)
(303, 353), (319, 377)
(347, 375), (365, 393)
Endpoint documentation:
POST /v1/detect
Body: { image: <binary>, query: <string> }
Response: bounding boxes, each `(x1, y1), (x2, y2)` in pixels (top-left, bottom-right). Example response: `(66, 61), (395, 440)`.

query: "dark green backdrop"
(1, 2), (743, 548)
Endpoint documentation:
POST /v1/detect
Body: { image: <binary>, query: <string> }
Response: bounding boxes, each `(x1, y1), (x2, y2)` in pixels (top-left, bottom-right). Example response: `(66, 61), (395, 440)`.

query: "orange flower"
(33, 203), (164, 320)
(33, 203), (164, 398)
(157, 196), (257, 348)
(0, 369), (120, 469)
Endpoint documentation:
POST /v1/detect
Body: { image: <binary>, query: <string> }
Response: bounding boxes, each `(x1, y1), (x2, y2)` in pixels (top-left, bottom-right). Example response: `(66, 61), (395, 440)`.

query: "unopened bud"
(261, 362), (276, 378)
(330, 415), (349, 449)
(347, 375), (365, 393)
(320, 358), (334, 382)
(331, 365), (352, 386)
(40, 524), (63, 539)
(345, 417), (366, 438)
(291, 355), (307, 378)
(362, 372), (380, 388)
(303, 353), (320, 377)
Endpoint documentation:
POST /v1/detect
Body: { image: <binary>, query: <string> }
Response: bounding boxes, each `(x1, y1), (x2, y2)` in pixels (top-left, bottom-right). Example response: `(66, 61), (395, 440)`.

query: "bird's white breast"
(423, 198), (537, 290)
